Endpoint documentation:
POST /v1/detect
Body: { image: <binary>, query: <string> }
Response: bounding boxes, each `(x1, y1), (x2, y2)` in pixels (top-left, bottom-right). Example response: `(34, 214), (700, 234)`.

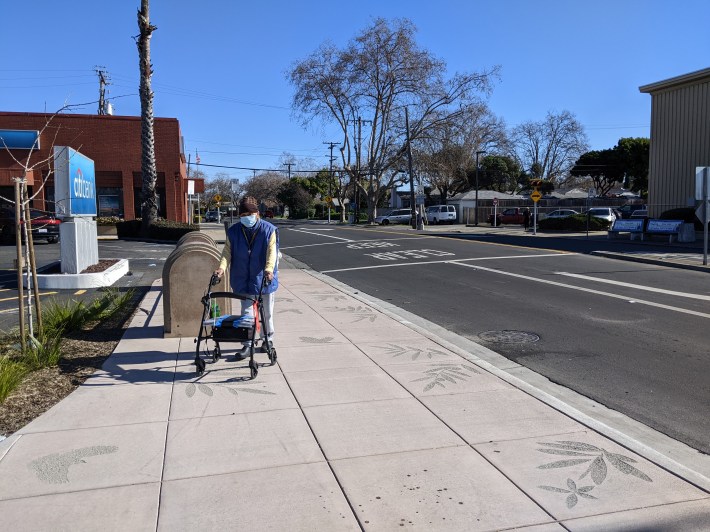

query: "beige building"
(639, 67), (710, 216)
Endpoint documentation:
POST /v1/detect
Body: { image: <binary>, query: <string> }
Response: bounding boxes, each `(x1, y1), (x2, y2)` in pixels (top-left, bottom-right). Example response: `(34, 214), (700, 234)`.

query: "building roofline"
(639, 67), (710, 93)
(0, 110), (179, 123)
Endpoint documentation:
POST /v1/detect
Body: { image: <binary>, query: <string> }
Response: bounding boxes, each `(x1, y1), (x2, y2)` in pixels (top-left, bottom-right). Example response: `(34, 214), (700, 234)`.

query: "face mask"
(240, 214), (257, 228)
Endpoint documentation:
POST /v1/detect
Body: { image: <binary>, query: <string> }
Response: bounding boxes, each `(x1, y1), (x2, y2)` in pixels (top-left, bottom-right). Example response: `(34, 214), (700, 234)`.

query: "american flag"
(195, 151), (201, 164)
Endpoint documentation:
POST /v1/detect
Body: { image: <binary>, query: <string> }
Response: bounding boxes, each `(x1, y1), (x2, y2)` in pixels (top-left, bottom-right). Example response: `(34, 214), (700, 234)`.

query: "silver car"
(586, 207), (617, 227)
(374, 208), (412, 225)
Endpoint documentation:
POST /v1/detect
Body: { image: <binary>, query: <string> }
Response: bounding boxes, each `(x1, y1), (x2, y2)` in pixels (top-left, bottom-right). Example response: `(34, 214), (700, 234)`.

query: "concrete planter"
(97, 225), (118, 236)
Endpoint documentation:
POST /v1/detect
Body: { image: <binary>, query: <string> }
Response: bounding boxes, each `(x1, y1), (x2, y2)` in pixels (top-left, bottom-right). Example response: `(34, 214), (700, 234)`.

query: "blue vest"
(227, 219), (279, 295)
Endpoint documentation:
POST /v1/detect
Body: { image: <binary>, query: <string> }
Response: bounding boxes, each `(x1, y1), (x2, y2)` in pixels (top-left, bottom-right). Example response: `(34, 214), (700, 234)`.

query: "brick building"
(0, 111), (203, 222)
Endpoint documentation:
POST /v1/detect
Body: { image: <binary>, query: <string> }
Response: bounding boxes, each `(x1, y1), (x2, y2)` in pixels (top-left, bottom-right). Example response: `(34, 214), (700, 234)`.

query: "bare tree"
(510, 110), (589, 185)
(243, 172), (287, 209)
(289, 18), (499, 221)
(416, 104), (508, 200)
(136, 0), (158, 230)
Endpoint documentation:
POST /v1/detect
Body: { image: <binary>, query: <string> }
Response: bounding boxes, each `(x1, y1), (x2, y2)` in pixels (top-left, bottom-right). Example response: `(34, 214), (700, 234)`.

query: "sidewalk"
(0, 266), (708, 530)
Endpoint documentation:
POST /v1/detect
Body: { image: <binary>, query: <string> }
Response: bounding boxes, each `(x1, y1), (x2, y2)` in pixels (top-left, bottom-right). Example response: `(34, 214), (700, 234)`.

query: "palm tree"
(137, 0), (158, 233)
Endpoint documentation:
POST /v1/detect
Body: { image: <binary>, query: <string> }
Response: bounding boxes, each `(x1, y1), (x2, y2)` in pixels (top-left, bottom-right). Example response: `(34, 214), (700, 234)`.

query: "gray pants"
(240, 292), (274, 347)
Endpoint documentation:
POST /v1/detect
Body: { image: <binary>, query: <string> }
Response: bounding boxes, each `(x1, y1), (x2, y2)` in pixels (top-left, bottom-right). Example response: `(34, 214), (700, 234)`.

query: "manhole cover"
(478, 330), (540, 343)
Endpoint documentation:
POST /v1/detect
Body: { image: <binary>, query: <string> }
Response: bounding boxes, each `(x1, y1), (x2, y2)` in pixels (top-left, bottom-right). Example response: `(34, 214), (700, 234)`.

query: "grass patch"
(0, 288), (135, 404)
(0, 357), (29, 404)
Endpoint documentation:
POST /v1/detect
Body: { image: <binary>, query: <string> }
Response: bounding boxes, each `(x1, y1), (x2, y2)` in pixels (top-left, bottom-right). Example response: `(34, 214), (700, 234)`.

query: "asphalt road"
(0, 239), (173, 333)
(278, 222), (710, 454)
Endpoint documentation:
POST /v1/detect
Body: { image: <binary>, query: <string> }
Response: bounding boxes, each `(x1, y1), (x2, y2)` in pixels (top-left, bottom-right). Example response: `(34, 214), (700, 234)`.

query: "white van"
(425, 204), (457, 224)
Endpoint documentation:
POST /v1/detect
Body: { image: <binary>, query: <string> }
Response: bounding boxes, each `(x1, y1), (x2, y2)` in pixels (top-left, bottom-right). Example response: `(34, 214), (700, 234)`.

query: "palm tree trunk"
(137, 0), (158, 234)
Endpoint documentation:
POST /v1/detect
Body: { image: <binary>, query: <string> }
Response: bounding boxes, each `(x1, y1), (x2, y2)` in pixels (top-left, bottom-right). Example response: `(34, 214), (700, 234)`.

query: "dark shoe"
(234, 346), (251, 361)
(259, 340), (274, 353)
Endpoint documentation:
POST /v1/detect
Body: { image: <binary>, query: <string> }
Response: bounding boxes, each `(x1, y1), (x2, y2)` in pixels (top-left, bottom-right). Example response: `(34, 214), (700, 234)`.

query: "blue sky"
(1, 0), (708, 183)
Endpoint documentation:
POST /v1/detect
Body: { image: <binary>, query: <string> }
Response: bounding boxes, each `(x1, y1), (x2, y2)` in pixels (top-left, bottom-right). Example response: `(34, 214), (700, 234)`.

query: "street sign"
(325, 195), (332, 204)
(493, 198), (498, 206)
(214, 194), (222, 202)
(230, 179), (239, 192)
(695, 201), (709, 225)
(588, 188), (596, 198)
(695, 167), (710, 200)
(530, 190), (542, 202)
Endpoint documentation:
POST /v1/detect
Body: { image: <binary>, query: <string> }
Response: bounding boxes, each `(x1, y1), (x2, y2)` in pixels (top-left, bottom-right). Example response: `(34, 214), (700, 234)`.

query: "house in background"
(0, 111), (203, 222)
(639, 67), (710, 216)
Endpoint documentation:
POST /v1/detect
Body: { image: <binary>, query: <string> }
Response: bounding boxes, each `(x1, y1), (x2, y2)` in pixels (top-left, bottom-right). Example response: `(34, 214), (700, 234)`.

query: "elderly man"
(214, 196), (279, 360)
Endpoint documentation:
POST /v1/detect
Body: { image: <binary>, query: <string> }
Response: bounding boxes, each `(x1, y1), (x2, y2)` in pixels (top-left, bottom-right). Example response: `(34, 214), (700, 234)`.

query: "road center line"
(287, 228), (354, 241)
(320, 253), (571, 273)
(452, 262), (710, 320)
(556, 271), (710, 301)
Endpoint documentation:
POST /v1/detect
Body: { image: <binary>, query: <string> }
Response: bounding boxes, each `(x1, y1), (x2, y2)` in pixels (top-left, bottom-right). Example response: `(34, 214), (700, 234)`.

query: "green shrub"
(660, 207), (703, 230)
(116, 219), (142, 238)
(42, 298), (88, 335)
(95, 216), (123, 226)
(0, 356), (28, 403)
(538, 214), (609, 231)
(26, 333), (63, 369)
(116, 219), (197, 241)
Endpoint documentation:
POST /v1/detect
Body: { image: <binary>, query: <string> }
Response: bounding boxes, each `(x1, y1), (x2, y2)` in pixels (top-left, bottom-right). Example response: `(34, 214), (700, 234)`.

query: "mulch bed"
(0, 289), (145, 437)
(81, 259), (119, 274)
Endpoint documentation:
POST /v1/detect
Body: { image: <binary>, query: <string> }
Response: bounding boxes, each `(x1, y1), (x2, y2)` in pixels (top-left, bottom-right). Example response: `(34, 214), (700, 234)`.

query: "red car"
(0, 207), (61, 244)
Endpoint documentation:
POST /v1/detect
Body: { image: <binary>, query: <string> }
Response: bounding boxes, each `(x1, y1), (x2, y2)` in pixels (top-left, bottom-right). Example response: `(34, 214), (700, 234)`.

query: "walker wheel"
(195, 357), (206, 376)
(249, 359), (258, 379)
(269, 348), (277, 366)
(212, 344), (221, 362)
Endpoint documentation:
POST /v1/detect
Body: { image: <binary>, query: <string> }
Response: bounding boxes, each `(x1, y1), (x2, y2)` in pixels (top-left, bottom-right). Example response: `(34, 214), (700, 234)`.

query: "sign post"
(493, 197), (498, 227)
(53, 147), (99, 274)
(530, 189), (542, 235)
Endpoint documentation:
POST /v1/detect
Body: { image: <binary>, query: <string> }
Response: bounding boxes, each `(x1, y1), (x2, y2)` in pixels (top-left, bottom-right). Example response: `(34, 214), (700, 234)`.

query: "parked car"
(488, 207), (526, 225)
(374, 208), (412, 225)
(540, 209), (579, 220)
(585, 207), (617, 228)
(425, 204), (457, 224)
(0, 207), (61, 244)
(617, 204), (647, 219)
(204, 211), (219, 222)
(630, 208), (648, 219)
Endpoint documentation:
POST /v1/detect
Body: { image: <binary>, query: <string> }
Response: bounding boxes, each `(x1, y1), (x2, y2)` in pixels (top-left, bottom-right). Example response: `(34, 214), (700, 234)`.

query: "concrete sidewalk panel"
(0, 482), (159, 531)
(170, 373), (298, 419)
(277, 327), (352, 347)
(303, 398), (463, 460)
(561, 498), (710, 531)
(0, 422), (166, 500)
(158, 462), (359, 531)
(163, 409), (323, 481)
(331, 446), (553, 531)
(421, 388), (582, 444)
(18, 382), (172, 433)
(90, 351), (178, 385)
(285, 366), (412, 407)
(274, 308), (335, 332)
(111, 336), (180, 355)
(276, 343), (378, 372)
(173, 350), (280, 382)
(384, 360), (513, 397)
(338, 323), (423, 343)
(475, 430), (709, 520)
(356, 339), (461, 366)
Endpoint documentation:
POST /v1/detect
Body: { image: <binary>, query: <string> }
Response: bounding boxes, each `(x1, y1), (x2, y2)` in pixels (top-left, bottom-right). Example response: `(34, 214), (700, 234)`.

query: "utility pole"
(324, 141), (338, 224)
(283, 162), (293, 180)
(405, 107), (418, 229)
(475, 150), (486, 226)
(95, 66), (110, 115)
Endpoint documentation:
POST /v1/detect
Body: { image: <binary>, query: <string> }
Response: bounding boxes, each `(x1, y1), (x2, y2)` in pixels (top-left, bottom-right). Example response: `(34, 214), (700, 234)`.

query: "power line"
(196, 162), (324, 174)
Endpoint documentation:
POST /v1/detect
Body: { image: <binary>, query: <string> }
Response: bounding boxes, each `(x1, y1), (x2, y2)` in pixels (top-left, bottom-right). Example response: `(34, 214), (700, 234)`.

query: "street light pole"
(475, 150), (485, 226)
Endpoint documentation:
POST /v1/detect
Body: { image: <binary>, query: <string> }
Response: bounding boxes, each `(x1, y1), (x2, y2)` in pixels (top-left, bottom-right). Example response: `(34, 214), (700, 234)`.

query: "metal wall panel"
(647, 77), (710, 216)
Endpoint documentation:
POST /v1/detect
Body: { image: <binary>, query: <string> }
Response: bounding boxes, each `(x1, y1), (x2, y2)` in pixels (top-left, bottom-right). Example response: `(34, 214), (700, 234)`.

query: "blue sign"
(611, 219), (644, 232)
(0, 129), (40, 150)
(646, 219), (682, 233)
(53, 147), (97, 217)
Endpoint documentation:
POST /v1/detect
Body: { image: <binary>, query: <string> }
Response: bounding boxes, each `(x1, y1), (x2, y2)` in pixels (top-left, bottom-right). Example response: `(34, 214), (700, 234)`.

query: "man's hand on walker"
(214, 267), (224, 278)
(265, 271), (274, 283)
